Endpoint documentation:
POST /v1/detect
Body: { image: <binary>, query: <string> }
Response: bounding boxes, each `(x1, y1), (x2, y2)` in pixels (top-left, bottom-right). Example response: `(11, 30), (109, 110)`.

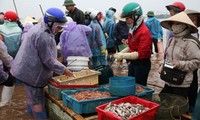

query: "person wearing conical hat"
(185, 9), (200, 39)
(20, 17), (38, 44)
(165, 2), (186, 45)
(63, 0), (85, 25)
(160, 12), (200, 100)
(185, 9), (200, 114)
(22, 16), (38, 26)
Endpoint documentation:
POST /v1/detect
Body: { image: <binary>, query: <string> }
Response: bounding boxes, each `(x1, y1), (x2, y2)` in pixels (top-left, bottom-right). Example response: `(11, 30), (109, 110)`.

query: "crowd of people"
(0, 0), (200, 119)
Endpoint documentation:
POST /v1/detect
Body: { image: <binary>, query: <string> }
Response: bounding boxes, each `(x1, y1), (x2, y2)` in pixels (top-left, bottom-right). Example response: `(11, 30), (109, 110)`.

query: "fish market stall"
(45, 70), (192, 120)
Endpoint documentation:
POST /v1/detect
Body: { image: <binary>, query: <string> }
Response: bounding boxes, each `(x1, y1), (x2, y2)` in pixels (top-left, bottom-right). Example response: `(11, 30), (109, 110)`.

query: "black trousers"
(161, 84), (189, 99)
(152, 38), (158, 53)
(128, 59), (151, 86)
(188, 69), (198, 106)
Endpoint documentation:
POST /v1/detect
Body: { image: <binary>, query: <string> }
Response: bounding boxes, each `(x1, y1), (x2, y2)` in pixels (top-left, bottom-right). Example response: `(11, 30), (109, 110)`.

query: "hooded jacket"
(145, 17), (163, 40)
(11, 22), (66, 87)
(88, 20), (104, 56)
(60, 21), (92, 63)
(68, 7), (85, 25)
(0, 20), (22, 57)
(0, 40), (13, 83)
(103, 10), (115, 48)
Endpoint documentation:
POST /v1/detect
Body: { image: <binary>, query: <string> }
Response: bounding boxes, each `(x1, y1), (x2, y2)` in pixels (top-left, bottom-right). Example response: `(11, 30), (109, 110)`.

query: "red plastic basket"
(96, 96), (159, 120)
(48, 80), (98, 88)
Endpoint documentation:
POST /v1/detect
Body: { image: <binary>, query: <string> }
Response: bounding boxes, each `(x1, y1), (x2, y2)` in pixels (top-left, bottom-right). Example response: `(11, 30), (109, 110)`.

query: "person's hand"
(114, 53), (123, 61)
(171, 61), (179, 68)
(57, 57), (64, 63)
(63, 69), (76, 77)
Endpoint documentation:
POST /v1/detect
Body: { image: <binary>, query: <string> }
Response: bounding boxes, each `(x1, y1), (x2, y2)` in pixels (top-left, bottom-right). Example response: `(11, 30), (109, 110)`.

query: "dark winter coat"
(114, 21), (129, 45)
(68, 7), (85, 25)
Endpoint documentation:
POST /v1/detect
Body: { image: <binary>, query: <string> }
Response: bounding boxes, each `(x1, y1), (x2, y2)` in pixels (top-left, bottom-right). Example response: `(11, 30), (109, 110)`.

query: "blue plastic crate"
(135, 84), (154, 97)
(100, 84), (154, 97)
(61, 88), (119, 114)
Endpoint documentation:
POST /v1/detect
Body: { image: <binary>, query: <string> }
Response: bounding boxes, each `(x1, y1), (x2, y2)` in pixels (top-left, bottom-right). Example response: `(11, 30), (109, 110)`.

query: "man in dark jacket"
(63, 0), (85, 25)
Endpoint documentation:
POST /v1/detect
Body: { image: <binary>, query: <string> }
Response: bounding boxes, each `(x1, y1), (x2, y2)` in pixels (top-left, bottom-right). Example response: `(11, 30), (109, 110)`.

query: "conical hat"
(22, 16), (38, 26)
(115, 12), (126, 22)
(161, 11), (198, 33)
(185, 9), (200, 27)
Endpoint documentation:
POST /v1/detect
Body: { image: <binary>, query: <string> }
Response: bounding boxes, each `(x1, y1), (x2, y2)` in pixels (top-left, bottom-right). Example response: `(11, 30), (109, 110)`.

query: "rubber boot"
(0, 85), (15, 107)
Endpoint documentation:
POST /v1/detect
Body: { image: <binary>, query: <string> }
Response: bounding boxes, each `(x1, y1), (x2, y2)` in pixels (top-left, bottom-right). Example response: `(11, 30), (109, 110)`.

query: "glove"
(114, 53), (124, 61)
(100, 46), (106, 54)
(114, 52), (139, 61)
(122, 52), (139, 60)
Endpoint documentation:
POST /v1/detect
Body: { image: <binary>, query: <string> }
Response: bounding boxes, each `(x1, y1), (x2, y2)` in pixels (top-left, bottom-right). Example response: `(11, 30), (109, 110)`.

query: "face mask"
(51, 23), (66, 35)
(127, 23), (133, 29)
(171, 23), (187, 34)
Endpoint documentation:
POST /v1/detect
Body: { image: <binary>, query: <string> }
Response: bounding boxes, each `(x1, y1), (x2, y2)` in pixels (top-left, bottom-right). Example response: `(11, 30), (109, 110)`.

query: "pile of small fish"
(70, 90), (111, 101)
(104, 102), (150, 120)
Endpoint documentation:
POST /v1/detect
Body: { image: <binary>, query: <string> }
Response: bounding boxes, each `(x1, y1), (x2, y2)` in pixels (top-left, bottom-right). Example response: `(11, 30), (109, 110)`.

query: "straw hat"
(115, 12), (126, 22)
(185, 9), (200, 27)
(161, 11), (198, 33)
(22, 16), (38, 26)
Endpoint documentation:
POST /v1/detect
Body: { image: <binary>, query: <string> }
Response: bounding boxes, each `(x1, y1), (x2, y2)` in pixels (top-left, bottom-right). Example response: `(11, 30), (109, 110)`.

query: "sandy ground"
(0, 54), (164, 120)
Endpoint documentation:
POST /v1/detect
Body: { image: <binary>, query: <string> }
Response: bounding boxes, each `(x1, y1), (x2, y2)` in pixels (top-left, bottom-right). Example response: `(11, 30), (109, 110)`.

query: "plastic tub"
(109, 85), (135, 96)
(67, 56), (89, 71)
(67, 56), (89, 66)
(109, 76), (136, 96)
(67, 66), (89, 72)
(109, 76), (135, 86)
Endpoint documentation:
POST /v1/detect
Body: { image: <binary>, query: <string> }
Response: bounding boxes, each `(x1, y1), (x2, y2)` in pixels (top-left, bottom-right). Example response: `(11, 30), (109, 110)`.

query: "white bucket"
(67, 56), (89, 71)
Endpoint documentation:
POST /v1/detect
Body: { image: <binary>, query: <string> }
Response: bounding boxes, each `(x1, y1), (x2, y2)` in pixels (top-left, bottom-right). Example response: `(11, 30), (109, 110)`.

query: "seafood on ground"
(104, 102), (150, 120)
(70, 90), (111, 101)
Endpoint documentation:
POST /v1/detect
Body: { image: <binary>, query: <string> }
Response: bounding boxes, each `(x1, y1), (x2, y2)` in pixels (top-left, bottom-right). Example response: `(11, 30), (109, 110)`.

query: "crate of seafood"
(100, 84), (154, 97)
(61, 88), (119, 114)
(48, 80), (98, 99)
(52, 69), (100, 85)
(135, 84), (154, 97)
(96, 96), (159, 120)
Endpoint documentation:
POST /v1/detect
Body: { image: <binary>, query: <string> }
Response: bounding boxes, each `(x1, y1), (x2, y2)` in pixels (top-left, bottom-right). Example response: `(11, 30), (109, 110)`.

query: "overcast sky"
(0, 0), (199, 21)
